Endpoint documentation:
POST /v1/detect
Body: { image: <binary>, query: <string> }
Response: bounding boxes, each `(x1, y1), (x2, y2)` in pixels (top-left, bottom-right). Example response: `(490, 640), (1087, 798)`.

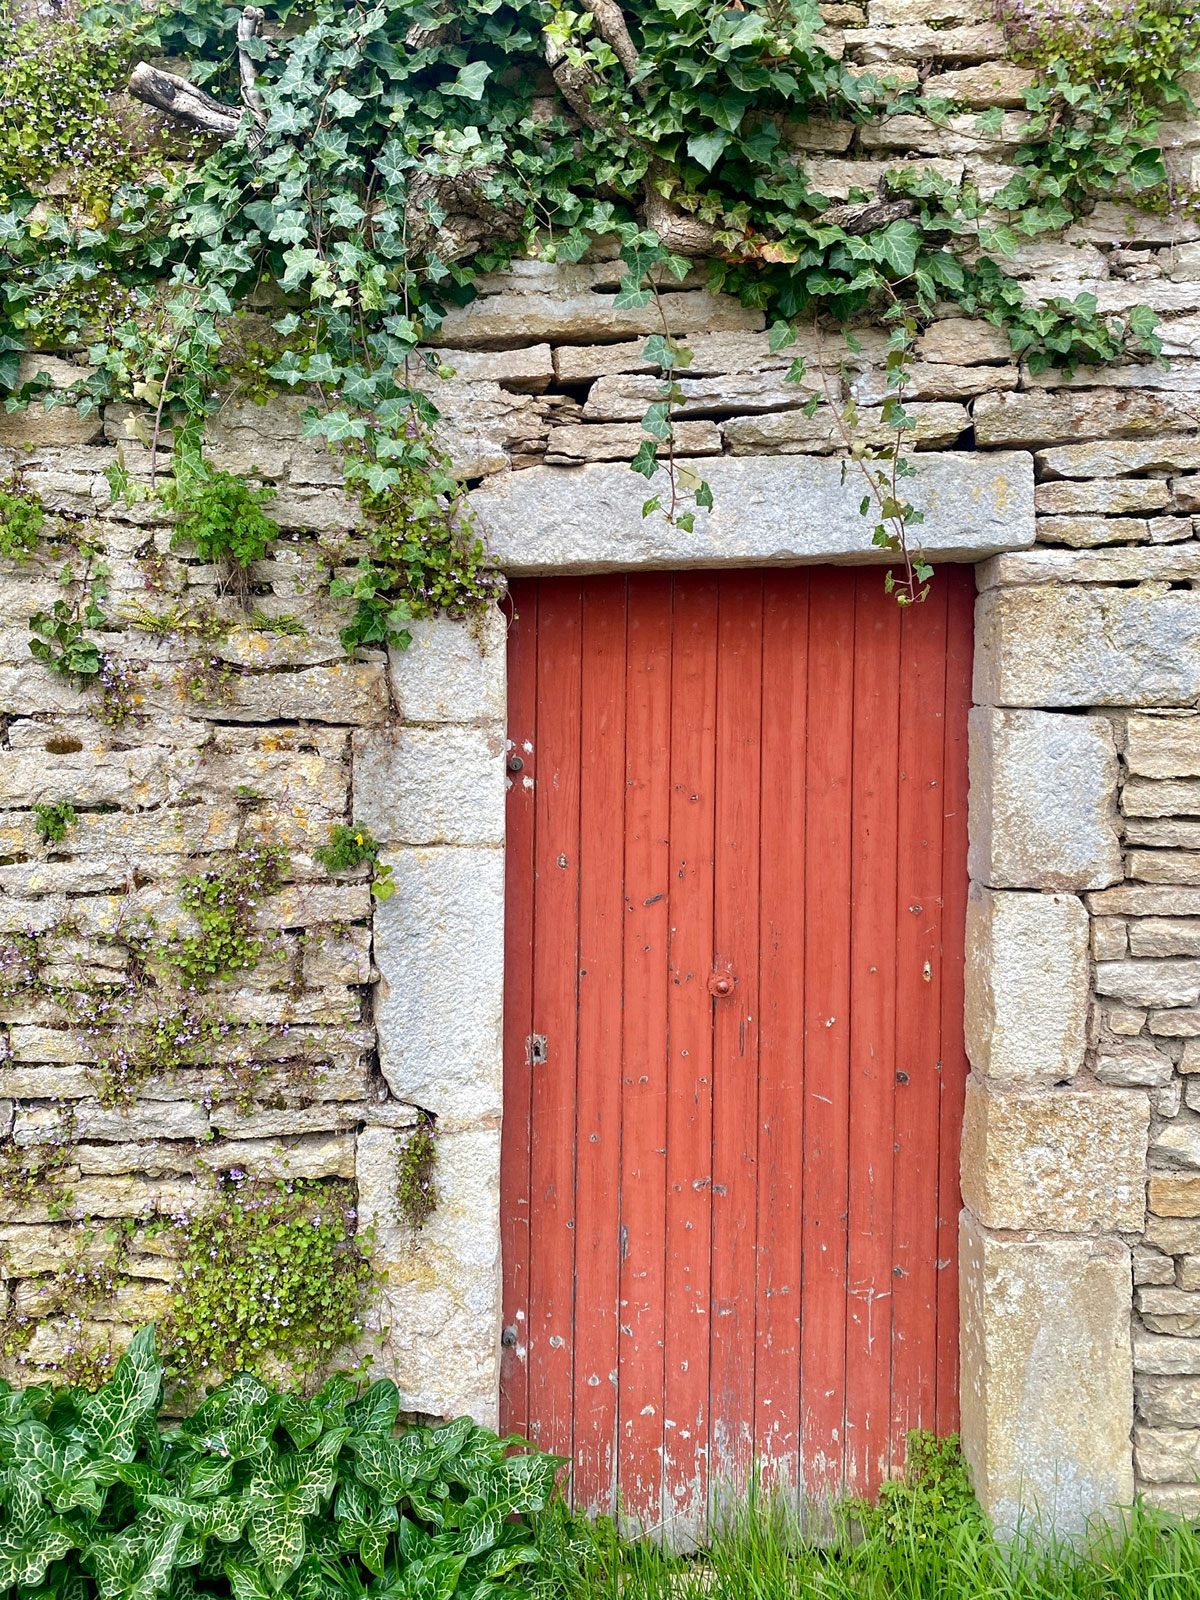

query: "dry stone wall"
(2, 0), (1200, 1537)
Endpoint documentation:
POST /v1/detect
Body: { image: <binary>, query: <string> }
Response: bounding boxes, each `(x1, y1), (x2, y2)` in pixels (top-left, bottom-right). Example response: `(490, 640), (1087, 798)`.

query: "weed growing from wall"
(314, 825), (395, 903)
(395, 1119), (439, 1230)
(161, 1176), (374, 1382)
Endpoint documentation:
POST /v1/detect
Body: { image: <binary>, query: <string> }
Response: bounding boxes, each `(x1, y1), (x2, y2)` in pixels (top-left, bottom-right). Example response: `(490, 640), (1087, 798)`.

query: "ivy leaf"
(613, 274), (654, 310)
(687, 128), (730, 171)
(641, 401), (673, 441)
(325, 88), (364, 119)
(977, 223), (1018, 258)
(629, 440), (660, 480)
(447, 60), (492, 100)
(875, 218), (921, 277)
(975, 107), (1004, 134)
(768, 320), (796, 353)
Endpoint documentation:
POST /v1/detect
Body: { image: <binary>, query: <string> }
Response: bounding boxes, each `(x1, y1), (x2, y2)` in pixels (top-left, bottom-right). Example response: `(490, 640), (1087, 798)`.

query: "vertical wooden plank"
(888, 580), (950, 1467)
(754, 571), (809, 1502)
(936, 567), (974, 1437)
(617, 575), (674, 1533)
(501, 582), (538, 1439)
(525, 580), (584, 1460)
(572, 577), (630, 1515)
(800, 569), (856, 1501)
(709, 572), (764, 1505)
(662, 573), (720, 1543)
(844, 572), (902, 1498)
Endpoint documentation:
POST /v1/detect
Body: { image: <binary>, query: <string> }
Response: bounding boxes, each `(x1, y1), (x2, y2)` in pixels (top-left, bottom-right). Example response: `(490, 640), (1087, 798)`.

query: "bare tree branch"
(580, 0), (644, 94)
(128, 4), (266, 141)
(643, 177), (717, 256)
(127, 63), (245, 138)
(237, 6), (266, 117)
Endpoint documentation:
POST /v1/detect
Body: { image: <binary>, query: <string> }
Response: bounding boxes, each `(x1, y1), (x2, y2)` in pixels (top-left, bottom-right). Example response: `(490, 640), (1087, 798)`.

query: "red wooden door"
(501, 568), (972, 1536)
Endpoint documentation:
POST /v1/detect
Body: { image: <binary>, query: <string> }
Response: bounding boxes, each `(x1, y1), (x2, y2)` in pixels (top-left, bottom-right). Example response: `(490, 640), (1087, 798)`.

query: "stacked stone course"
(0, 0), (1198, 1532)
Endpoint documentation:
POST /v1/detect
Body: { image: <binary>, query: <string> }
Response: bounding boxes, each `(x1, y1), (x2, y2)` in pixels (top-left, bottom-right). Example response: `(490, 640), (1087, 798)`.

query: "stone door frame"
(366, 446), (1137, 1537)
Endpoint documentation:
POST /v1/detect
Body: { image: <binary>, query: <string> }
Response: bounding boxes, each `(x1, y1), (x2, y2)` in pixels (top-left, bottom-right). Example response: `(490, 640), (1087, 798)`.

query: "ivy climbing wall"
(2, 0), (1200, 1539)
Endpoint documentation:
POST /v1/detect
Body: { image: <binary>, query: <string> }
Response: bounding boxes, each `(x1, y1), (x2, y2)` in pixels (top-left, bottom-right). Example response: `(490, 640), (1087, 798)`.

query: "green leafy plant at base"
(172, 844), (287, 991)
(0, 483), (42, 560)
(160, 1177), (375, 1385)
(395, 1120), (439, 1230)
(0, 1325), (564, 1597)
(314, 825), (395, 904)
(32, 801), (77, 846)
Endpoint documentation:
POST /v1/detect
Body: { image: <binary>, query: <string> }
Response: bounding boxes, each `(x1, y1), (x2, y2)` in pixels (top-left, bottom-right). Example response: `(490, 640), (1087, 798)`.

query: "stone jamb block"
(967, 707), (1122, 891)
(964, 886), (1089, 1084)
(959, 1214), (1134, 1538)
(960, 1077), (1149, 1232)
(372, 845), (504, 1124)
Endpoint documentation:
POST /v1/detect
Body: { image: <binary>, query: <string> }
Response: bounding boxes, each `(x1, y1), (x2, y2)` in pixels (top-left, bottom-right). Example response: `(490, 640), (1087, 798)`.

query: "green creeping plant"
(0, 1326), (564, 1599)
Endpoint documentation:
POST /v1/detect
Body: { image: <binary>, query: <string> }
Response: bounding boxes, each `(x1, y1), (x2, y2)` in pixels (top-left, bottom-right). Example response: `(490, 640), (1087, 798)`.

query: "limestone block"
(723, 401), (968, 454)
(1090, 885), (1200, 916)
(1095, 959), (1200, 1008)
(1127, 714), (1200, 779)
(1105, 1005), (1147, 1036)
(0, 1224), (113, 1277)
(1007, 240), (1108, 282)
(1133, 1248), (1176, 1286)
(1181, 1257), (1200, 1290)
(917, 319), (1012, 363)
(545, 422), (722, 463)
(387, 612), (506, 726)
(254, 884), (372, 930)
(963, 886), (1088, 1084)
(474, 453), (1035, 574)
(0, 1177), (199, 1225)
(1130, 780), (1200, 821)
(1092, 919), (1127, 962)
(1035, 516), (1149, 548)
(868, 0), (985, 20)
(976, 390), (1200, 449)
(583, 370), (821, 420)
(959, 1216), (1133, 1538)
(859, 110), (1030, 155)
(842, 22), (1002, 61)
(977, 545), (1200, 589)
(373, 846), (504, 1120)
(1140, 1485), (1200, 1516)
(301, 926), (373, 988)
(1149, 1011), (1200, 1038)
(866, 362), (1017, 402)
(1150, 1121), (1200, 1169)
(1175, 475), (1200, 511)
(0, 407), (104, 449)
(1066, 201), (1200, 246)
(138, 662), (390, 725)
(552, 329), (795, 384)
(960, 1078), (1148, 1231)
(14, 1099), (209, 1145)
(1035, 479), (1172, 515)
(967, 708), (1121, 891)
(974, 586), (1200, 708)
(360, 1124), (501, 1424)
(1135, 1329), (1200, 1373)
(422, 344), (554, 391)
(920, 62), (1034, 105)
(211, 1101), (378, 1138)
(1037, 438), (1200, 478)
(1134, 1426), (1200, 1483)
(1130, 850), (1200, 885)
(1149, 1174), (1200, 1216)
(780, 116), (856, 151)
(352, 725), (505, 848)
(432, 289), (763, 348)
(198, 1133), (356, 1180)
(1094, 1041), (1174, 1088)
(1146, 1216), (1200, 1253)
(1126, 822), (1200, 851)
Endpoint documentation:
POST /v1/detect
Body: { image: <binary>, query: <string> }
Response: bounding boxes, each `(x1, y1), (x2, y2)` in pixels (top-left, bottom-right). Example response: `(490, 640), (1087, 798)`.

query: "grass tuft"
(531, 1435), (1200, 1600)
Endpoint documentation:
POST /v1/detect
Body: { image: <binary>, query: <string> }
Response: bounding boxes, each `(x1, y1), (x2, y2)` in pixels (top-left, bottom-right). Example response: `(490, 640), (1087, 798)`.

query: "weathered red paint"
(501, 569), (973, 1534)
